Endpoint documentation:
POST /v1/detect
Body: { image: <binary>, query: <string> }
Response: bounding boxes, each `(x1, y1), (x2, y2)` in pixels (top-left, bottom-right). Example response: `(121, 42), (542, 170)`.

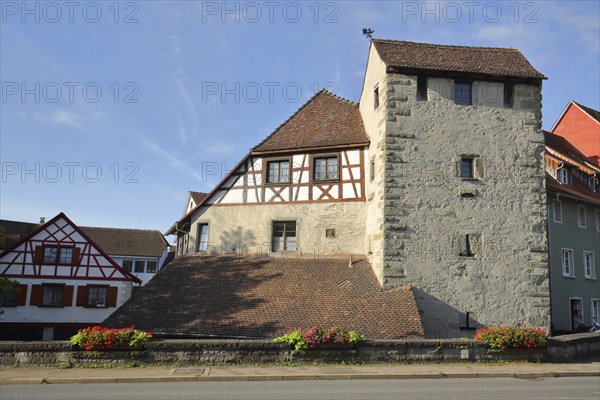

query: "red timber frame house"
(0, 213), (140, 340)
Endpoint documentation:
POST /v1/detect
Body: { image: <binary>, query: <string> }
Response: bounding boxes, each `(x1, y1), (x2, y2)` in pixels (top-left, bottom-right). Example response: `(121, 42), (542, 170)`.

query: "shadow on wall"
(412, 288), (482, 339)
(219, 227), (259, 254)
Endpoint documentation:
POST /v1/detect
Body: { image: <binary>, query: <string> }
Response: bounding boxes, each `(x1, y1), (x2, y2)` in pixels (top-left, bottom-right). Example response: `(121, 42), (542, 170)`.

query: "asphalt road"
(2, 377), (600, 400)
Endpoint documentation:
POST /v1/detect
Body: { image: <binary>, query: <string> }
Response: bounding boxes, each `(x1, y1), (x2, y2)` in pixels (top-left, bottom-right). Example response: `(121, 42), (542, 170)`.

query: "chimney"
(39, 217), (45, 224)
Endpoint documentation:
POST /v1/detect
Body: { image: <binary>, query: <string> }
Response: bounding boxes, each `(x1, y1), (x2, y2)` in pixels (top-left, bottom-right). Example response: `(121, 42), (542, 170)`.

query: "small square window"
(43, 246), (58, 264)
(459, 158), (474, 178)
(146, 261), (157, 273)
(134, 261), (145, 273)
(326, 229), (336, 238)
(87, 286), (108, 307)
(459, 234), (475, 257)
(577, 205), (587, 228)
(313, 156), (338, 181)
(123, 260), (133, 272)
(374, 85), (379, 109)
(266, 160), (290, 184)
(272, 221), (296, 252)
(42, 285), (63, 306)
(454, 82), (472, 105)
(58, 247), (73, 265)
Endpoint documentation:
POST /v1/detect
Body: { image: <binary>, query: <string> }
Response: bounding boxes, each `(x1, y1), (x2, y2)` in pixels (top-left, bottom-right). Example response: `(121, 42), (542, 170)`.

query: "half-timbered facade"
(168, 90), (370, 256)
(0, 213), (140, 340)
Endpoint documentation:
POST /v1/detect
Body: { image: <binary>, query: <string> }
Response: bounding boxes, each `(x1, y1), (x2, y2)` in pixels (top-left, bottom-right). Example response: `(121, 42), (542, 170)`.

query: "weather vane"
(362, 28), (374, 39)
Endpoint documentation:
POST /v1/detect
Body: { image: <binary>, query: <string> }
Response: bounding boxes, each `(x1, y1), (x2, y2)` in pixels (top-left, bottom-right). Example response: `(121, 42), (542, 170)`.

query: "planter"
(308, 342), (356, 350)
(72, 344), (145, 352)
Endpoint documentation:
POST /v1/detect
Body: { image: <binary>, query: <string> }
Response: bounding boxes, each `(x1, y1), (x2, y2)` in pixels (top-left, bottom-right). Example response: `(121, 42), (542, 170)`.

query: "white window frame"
(577, 205), (586, 228)
(553, 201), (562, 223)
(591, 299), (600, 325)
(197, 223), (209, 252)
(584, 251), (595, 279)
(556, 168), (569, 184)
(562, 248), (575, 277)
(596, 209), (600, 232)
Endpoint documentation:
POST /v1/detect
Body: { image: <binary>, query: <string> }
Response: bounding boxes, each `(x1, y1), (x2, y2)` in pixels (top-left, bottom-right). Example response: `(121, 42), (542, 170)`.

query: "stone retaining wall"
(1, 333), (597, 367)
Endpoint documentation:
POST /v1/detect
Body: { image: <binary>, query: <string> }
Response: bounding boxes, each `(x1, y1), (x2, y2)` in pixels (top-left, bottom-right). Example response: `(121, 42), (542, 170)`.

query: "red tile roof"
(190, 191), (209, 204)
(252, 90), (370, 153)
(372, 39), (546, 80)
(104, 256), (424, 339)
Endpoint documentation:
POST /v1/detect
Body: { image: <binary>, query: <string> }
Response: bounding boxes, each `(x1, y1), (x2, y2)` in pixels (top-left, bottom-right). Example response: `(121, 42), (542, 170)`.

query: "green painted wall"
(548, 195), (600, 332)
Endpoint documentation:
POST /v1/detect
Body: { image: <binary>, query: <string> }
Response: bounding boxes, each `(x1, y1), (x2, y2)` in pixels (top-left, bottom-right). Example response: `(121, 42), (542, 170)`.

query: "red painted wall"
(552, 104), (600, 165)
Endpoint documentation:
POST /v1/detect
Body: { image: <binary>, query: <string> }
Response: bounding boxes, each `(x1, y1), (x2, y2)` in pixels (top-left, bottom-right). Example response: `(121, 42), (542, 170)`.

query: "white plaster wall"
(0, 278), (132, 324)
(185, 202), (366, 256)
(359, 45), (388, 285)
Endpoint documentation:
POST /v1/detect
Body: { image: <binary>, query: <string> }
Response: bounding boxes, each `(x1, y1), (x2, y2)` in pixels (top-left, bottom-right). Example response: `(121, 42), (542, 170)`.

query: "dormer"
(556, 167), (571, 185)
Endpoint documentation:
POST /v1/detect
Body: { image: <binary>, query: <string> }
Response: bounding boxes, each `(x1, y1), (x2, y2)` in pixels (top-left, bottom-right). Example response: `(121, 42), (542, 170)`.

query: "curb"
(1, 371), (598, 385)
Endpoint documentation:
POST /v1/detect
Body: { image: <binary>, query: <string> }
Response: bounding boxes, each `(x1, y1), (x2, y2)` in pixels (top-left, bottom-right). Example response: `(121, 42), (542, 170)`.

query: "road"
(2, 377), (599, 400)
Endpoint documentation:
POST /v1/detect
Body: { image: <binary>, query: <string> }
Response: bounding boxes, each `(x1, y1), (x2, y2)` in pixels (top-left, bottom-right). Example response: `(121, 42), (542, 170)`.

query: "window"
(596, 210), (600, 232)
(272, 221), (296, 252)
(577, 205), (586, 228)
(370, 158), (375, 181)
(417, 76), (427, 101)
(0, 288), (17, 307)
(313, 156), (338, 181)
(556, 168), (570, 184)
(584, 252), (595, 279)
(503, 82), (514, 108)
(43, 246), (58, 264)
(454, 82), (472, 105)
(134, 261), (145, 273)
(459, 234), (475, 257)
(87, 286), (108, 307)
(266, 160), (290, 184)
(146, 261), (157, 273)
(562, 249), (574, 277)
(122, 260), (133, 272)
(459, 158), (474, 178)
(326, 229), (336, 238)
(553, 201), (562, 223)
(592, 299), (600, 324)
(197, 224), (209, 251)
(373, 85), (379, 109)
(590, 178), (599, 193)
(58, 247), (73, 265)
(42, 285), (63, 306)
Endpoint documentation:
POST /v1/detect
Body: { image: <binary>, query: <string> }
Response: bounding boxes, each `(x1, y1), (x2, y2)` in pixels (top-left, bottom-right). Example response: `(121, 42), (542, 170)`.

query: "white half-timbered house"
(0, 213), (140, 340)
(167, 90), (370, 256)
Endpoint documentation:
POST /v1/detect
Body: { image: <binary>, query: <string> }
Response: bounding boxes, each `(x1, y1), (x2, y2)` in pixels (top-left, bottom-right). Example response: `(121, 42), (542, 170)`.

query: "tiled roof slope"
(573, 101), (600, 123)
(544, 131), (593, 164)
(80, 227), (168, 258)
(104, 256), (424, 339)
(252, 90), (370, 153)
(190, 191), (209, 204)
(372, 39), (546, 80)
(0, 220), (40, 250)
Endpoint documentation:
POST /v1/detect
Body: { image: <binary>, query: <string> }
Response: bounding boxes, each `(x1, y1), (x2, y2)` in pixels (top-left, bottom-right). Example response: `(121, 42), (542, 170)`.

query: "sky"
(1, 0), (599, 239)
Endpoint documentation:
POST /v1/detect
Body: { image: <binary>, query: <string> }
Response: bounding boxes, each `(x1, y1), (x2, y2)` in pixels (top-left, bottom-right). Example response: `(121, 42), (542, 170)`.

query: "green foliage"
(473, 324), (547, 350)
(274, 326), (366, 351)
(70, 326), (153, 351)
(57, 361), (73, 369)
(0, 278), (19, 296)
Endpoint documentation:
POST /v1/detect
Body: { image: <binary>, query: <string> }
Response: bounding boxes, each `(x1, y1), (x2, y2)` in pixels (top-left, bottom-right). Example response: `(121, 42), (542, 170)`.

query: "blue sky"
(1, 0), (599, 239)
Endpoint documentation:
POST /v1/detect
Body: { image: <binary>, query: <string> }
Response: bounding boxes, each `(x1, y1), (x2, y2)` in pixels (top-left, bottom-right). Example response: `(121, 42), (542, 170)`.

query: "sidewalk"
(1, 361), (599, 385)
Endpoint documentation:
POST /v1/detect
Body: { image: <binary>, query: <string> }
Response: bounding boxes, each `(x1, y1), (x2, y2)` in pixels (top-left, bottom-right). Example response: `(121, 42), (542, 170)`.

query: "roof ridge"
(81, 226), (163, 233)
(251, 89), (357, 151)
(372, 38), (521, 53)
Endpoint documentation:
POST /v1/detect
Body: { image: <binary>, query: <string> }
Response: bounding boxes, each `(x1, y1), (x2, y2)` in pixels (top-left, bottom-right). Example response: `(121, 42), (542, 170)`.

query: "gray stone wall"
(367, 60), (549, 337)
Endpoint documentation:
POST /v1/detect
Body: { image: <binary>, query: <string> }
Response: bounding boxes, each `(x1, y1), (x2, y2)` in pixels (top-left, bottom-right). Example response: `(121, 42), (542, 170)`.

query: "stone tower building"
(360, 40), (549, 338)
